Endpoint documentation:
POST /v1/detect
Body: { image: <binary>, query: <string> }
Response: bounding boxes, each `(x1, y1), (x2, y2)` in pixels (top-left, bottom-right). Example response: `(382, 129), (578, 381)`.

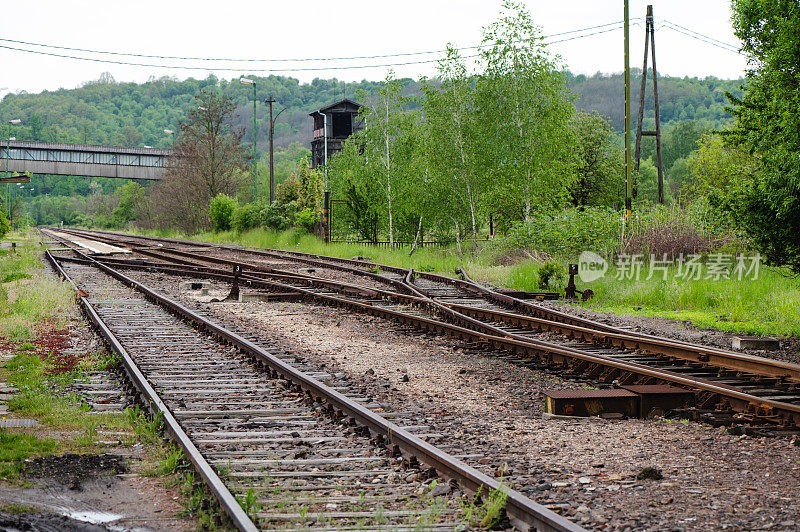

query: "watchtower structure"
(309, 99), (364, 169)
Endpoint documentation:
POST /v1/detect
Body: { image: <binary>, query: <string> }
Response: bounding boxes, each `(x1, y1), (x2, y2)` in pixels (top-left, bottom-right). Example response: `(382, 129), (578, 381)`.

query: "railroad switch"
(565, 264), (594, 301)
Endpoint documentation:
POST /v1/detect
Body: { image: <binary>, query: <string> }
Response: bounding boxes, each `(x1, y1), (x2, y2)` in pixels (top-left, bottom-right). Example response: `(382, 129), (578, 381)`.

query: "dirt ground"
(0, 450), (191, 531)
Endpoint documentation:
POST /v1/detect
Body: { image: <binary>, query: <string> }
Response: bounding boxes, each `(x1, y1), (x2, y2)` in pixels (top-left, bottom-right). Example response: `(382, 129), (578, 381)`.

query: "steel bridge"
(0, 140), (172, 180)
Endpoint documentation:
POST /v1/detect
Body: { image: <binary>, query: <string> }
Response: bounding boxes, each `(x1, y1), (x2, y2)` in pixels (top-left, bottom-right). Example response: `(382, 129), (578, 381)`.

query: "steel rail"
(51, 244), (800, 428)
(46, 230), (800, 425)
(56, 227), (800, 386)
(45, 249), (260, 532)
(45, 245), (584, 532)
(454, 268), (800, 382)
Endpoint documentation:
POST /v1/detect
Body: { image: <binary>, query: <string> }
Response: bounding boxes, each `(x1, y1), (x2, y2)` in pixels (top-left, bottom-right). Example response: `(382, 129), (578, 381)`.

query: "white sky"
(0, 0), (746, 97)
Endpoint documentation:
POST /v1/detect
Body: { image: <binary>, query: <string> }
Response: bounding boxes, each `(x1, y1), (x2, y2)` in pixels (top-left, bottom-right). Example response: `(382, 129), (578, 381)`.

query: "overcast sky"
(0, 0), (746, 97)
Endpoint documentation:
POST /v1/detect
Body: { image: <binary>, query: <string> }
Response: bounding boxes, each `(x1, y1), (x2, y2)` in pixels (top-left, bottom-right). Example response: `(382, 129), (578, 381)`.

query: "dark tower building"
(309, 99), (364, 169)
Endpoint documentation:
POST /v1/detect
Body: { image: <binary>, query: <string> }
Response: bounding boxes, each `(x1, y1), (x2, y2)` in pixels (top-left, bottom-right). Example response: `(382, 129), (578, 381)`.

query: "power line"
(662, 20), (741, 51)
(0, 44), (479, 71)
(0, 20), (627, 64)
(0, 23), (630, 73)
(660, 22), (741, 54)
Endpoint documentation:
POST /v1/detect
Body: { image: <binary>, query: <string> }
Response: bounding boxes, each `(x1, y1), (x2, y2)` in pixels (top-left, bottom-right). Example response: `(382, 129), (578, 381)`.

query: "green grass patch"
(575, 266), (800, 337)
(2, 353), (128, 435)
(1, 272), (32, 283)
(0, 429), (57, 479)
(0, 230), (76, 341)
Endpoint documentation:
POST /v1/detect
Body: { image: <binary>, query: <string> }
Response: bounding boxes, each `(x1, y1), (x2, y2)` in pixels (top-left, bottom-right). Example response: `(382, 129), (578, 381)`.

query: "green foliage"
(232, 203), (260, 232)
(537, 262), (565, 290)
(570, 111), (623, 207)
(154, 446), (186, 476)
(111, 181), (144, 227)
(0, 429), (57, 479)
(479, 1), (578, 220)
(567, 70), (742, 132)
(496, 207), (622, 260)
(295, 207), (318, 232)
(295, 158), (324, 215)
(725, 0), (800, 273)
(0, 213), (9, 238)
(624, 202), (742, 258)
(259, 201), (295, 231)
(208, 194), (237, 232)
(687, 132), (758, 200)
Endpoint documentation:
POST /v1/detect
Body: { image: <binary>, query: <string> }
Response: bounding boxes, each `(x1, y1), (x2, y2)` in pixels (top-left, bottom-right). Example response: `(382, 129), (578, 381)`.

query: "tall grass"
(0, 233), (76, 341)
(578, 266), (800, 336)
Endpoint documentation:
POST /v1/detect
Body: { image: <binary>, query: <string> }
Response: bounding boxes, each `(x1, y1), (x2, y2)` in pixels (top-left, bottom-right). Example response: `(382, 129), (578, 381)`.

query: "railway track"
(48, 228), (800, 431)
(44, 239), (583, 531)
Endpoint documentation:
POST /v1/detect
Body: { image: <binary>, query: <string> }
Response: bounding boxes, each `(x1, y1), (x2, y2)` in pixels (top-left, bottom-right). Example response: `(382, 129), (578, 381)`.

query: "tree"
(478, 0), (577, 222)
(111, 181), (144, 226)
(726, 0), (800, 272)
(687, 133), (758, 199)
(569, 111), (623, 208)
(151, 91), (248, 232)
(423, 45), (486, 252)
(357, 73), (415, 246)
(329, 138), (382, 242)
(209, 193), (237, 231)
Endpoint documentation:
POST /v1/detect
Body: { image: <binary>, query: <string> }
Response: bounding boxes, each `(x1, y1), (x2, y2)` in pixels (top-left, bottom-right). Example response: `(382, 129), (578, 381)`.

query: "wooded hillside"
(0, 70), (742, 152)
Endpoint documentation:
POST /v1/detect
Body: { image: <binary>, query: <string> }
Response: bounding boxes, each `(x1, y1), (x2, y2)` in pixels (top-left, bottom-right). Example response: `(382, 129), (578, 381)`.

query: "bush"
(496, 207), (622, 261)
(232, 203), (261, 232)
(209, 194), (237, 232)
(295, 207), (318, 232)
(623, 203), (743, 259)
(0, 213), (10, 238)
(259, 201), (296, 231)
(537, 262), (564, 289)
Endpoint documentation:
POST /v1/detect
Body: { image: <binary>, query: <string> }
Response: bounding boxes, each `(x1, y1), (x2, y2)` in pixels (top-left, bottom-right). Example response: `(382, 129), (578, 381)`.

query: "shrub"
(495, 207), (622, 261)
(208, 194), (237, 232)
(295, 207), (318, 232)
(0, 213), (9, 238)
(259, 201), (295, 231)
(623, 202), (744, 259)
(537, 262), (565, 289)
(232, 203), (261, 232)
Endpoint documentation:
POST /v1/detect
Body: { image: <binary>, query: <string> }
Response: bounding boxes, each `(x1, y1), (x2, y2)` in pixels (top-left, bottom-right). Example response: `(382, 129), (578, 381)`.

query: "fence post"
(323, 191), (330, 243)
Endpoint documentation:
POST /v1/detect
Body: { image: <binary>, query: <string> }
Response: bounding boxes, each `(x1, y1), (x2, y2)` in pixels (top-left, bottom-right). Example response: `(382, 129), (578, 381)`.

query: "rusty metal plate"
(544, 389), (638, 399)
(543, 389), (638, 418)
(621, 385), (696, 417)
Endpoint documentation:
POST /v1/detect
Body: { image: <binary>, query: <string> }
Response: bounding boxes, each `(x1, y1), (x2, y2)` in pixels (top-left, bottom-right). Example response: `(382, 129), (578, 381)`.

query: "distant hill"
(567, 70), (743, 132)
(0, 70), (743, 154)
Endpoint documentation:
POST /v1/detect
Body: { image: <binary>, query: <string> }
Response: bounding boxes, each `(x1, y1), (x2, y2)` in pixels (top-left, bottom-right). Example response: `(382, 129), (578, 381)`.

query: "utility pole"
(266, 97), (275, 205)
(240, 78), (258, 200)
(624, 0), (632, 222)
(265, 97), (287, 206)
(634, 5), (665, 204)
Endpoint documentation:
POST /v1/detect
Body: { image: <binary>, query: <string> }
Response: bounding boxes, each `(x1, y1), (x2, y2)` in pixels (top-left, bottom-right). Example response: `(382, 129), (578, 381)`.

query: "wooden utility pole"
(265, 97), (287, 206)
(624, 0), (632, 220)
(266, 97), (275, 205)
(634, 5), (665, 204)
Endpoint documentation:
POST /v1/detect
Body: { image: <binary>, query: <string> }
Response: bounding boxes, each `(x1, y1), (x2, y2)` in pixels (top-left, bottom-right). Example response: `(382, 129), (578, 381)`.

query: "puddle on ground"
(62, 508), (124, 525)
